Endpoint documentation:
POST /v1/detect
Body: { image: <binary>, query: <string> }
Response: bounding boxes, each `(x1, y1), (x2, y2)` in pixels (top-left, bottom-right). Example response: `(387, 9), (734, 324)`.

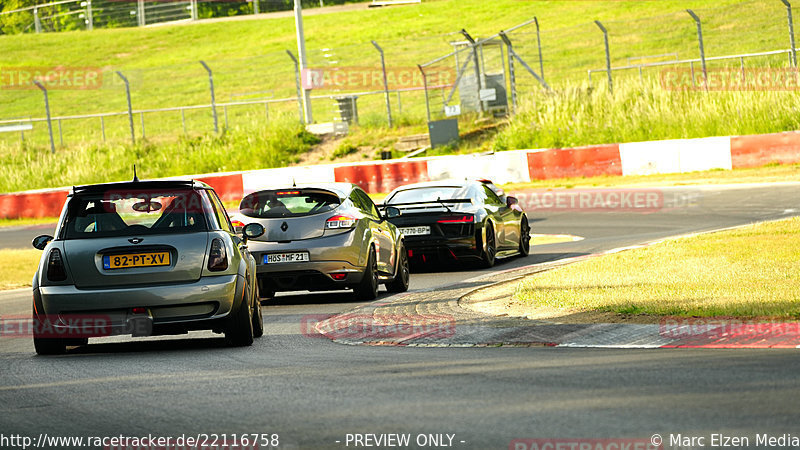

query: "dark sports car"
(381, 179), (530, 267)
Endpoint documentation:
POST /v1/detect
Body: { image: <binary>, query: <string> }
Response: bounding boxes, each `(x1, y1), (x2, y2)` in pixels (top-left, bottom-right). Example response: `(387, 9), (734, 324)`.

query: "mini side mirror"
(384, 206), (401, 219)
(242, 223), (265, 240)
(506, 196), (519, 208)
(32, 235), (53, 250)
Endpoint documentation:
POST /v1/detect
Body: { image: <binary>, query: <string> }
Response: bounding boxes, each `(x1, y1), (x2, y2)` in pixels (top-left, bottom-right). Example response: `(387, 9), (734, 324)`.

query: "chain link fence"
(1, 0), (798, 151)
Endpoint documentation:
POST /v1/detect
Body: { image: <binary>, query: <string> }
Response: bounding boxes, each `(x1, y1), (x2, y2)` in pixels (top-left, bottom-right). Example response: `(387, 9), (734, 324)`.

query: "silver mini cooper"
(31, 179), (265, 355)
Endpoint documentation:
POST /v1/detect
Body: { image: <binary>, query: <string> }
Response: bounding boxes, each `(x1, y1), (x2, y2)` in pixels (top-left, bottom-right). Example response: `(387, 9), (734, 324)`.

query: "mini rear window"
(63, 189), (211, 239)
(239, 190), (341, 219)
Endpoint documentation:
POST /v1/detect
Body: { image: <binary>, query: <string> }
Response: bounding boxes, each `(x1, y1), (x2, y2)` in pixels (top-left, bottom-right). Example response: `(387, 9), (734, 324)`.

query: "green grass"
(514, 217), (800, 319)
(0, 249), (40, 290)
(0, 0), (798, 193)
(493, 80), (800, 151)
(0, 114), (319, 193)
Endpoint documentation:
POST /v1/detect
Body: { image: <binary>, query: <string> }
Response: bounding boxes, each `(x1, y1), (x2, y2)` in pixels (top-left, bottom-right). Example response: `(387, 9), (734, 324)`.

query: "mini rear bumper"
(35, 274), (241, 337)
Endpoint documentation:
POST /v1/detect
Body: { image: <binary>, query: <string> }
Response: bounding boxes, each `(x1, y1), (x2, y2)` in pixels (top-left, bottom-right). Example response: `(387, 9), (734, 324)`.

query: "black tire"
(354, 247), (379, 301)
(481, 222), (497, 268)
(518, 216), (531, 257)
(225, 284), (254, 347)
(33, 336), (66, 355)
(32, 313), (66, 355)
(386, 245), (410, 293)
(251, 281), (264, 339)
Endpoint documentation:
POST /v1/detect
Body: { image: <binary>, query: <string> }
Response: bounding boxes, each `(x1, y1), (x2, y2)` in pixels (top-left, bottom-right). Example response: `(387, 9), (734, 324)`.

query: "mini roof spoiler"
(72, 180), (200, 194)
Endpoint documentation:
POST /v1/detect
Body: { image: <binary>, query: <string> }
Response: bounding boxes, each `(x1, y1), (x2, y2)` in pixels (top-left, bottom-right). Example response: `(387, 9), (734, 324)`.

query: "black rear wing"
(380, 199), (472, 212)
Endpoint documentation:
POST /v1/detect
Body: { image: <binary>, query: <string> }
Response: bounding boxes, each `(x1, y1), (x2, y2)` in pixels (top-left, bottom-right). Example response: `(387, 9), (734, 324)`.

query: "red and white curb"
(3, 130), (800, 219)
(310, 222), (800, 350)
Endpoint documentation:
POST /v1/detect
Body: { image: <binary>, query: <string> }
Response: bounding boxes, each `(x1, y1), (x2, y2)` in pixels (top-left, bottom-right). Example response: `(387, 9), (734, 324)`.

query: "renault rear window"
(239, 189), (340, 218)
(63, 188), (211, 239)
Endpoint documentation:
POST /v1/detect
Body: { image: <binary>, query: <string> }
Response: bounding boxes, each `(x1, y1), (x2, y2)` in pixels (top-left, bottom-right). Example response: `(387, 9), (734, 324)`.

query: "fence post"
(253, 0), (259, 15)
(686, 10), (707, 88)
(781, 0), (798, 67)
(418, 65), (431, 123)
(86, 0), (93, 31)
(190, 0), (198, 20)
(499, 32), (517, 114)
(58, 119), (63, 146)
(33, 8), (41, 33)
(100, 116), (105, 142)
(32, 80), (55, 154)
(137, 0), (145, 26)
(534, 17), (544, 83)
(286, 50), (305, 124)
(460, 29), (484, 113)
(371, 40), (393, 128)
(116, 71), (135, 145)
(199, 61), (218, 133)
(294, 0), (313, 124)
(594, 20), (612, 94)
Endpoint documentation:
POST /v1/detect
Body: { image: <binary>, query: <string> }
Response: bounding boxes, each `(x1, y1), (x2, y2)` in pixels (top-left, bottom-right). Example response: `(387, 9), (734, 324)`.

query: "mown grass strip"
(0, 249), (40, 290)
(514, 217), (800, 319)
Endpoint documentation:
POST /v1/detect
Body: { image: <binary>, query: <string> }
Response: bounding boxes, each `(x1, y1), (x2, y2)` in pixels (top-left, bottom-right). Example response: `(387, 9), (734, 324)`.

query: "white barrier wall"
(619, 136), (732, 176)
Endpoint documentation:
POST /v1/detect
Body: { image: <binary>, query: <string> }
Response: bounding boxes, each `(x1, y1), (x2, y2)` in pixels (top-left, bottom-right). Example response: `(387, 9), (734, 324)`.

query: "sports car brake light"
(437, 215), (473, 223)
(276, 191), (300, 196)
(325, 215), (357, 229)
(207, 238), (228, 271)
(47, 248), (67, 282)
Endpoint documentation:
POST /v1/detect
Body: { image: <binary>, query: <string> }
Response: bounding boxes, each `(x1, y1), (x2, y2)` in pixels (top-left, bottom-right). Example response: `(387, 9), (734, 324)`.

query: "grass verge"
(0, 249), (40, 290)
(514, 217), (800, 319)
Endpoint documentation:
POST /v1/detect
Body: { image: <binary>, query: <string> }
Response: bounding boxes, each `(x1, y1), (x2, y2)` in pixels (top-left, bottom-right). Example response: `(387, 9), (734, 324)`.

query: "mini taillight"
(276, 191), (300, 196)
(231, 220), (245, 228)
(131, 307), (147, 315)
(46, 248), (67, 282)
(437, 215), (473, 223)
(208, 238), (228, 271)
(325, 215), (357, 229)
(329, 273), (347, 281)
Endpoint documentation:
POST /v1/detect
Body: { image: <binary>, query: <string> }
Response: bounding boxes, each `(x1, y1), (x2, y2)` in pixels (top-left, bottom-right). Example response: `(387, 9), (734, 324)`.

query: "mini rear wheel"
(32, 311), (66, 355)
(225, 287), (254, 347)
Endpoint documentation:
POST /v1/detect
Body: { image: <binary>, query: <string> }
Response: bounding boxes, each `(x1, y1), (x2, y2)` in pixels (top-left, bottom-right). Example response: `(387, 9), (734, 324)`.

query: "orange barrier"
(0, 190), (69, 219)
(196, 173), (244, 202)
(527, 144), (622, 180)
(731, 132), (800, 168)
(334, 160), (429, 193)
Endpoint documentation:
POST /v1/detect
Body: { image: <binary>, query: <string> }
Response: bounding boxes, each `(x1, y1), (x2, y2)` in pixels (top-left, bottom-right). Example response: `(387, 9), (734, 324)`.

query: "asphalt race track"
(1, 183), (799, 449)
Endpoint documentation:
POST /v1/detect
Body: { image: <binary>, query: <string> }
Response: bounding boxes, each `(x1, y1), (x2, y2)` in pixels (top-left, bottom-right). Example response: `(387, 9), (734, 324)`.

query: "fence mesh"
(1, 0), (799, 150)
